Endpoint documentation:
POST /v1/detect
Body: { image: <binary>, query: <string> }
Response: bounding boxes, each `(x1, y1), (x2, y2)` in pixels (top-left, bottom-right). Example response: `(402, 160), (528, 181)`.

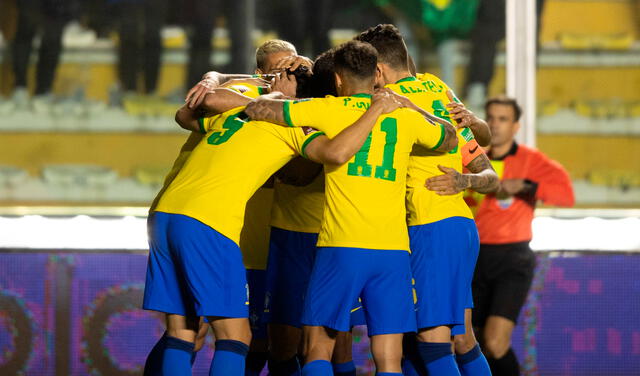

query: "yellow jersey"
(149, 83), (263, 212)
(386, 74), (483, 226)
(155, 106), (323, 246)
(240, 187), (274, 270)
(271, 173), (325, 233)
(284, 94), (446, 251)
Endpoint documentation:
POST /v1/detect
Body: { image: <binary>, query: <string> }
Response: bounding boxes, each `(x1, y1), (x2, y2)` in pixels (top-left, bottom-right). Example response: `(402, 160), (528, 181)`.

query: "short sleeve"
(197, 116), (216, 134)
(285, 126), (325, 157)
(284, 98), (331, 130)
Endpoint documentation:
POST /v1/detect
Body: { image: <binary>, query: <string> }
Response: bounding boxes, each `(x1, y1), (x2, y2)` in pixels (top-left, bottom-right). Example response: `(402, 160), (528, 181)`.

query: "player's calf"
(370, 333), (404, 373)
(453, 310), (491, 376)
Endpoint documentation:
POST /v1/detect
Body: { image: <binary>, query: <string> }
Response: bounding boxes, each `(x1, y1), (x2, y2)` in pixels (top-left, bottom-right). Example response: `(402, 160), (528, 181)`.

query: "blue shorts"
(246, 269), (268, 339)
(301, 247), (416, 336)
(409, 217), (479, 333)
(265, 228), (365, 328)
(143, 212), (249, 318)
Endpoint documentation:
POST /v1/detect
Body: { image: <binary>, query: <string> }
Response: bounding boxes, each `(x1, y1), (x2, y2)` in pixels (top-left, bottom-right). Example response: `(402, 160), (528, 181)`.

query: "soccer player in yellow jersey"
(142, 65), (406, 376)
(245, 40), (458, 376)
(143, 40), (296, 376)
(183, 40), (364, 376)
(355, 24), (499, 376)
(262, 49), (367, 376)
(143, 39), (307, 375)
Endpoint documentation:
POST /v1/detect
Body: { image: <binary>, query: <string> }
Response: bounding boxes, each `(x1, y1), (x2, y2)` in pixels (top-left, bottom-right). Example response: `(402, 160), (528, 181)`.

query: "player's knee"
(210, 318), (252, 345)
(370, 342), (402, 365)
(236, 328), (253, 345)
(483, 337), (510, 359)
(453, 334), (476, 354)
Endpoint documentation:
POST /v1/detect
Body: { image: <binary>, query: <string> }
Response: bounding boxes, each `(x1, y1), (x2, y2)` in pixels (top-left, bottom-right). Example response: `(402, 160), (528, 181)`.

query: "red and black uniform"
(466, 142), (574, 325)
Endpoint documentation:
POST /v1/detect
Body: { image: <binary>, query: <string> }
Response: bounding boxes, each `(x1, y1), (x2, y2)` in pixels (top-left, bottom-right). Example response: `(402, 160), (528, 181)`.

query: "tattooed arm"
(425, 153), (499, 195)
(464, 153), (500, 193)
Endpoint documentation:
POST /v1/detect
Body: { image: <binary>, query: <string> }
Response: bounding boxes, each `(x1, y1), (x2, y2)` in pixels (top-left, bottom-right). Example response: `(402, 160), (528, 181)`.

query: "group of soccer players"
(142, 24), (501, 376)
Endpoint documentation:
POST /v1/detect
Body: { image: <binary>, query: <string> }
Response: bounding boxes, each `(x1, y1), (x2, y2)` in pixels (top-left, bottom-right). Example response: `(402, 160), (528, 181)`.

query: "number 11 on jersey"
(347, 117), (398, 182)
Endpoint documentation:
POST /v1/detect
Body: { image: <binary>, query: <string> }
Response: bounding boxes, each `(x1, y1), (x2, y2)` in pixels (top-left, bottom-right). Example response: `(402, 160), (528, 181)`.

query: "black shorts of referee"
(471, 241), (536, 326)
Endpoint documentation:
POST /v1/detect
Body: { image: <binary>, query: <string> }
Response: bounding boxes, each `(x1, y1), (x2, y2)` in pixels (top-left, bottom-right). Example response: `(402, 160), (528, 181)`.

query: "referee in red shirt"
(468, 96), (575, 375)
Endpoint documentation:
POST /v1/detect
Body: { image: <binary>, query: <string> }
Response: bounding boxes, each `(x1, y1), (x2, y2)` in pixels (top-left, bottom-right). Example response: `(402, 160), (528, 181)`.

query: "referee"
(469, 96), (575, 375)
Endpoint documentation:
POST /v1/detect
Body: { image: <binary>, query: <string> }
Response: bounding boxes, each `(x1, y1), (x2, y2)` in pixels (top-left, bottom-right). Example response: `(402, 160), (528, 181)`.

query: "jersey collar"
(351, 93), (372, 98)
(492, 141), (519, 161)
(395, 76), (418, 84)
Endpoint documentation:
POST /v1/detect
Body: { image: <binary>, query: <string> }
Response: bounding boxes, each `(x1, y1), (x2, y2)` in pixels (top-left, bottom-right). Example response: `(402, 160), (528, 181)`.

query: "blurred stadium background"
(0, 0), (638, 375)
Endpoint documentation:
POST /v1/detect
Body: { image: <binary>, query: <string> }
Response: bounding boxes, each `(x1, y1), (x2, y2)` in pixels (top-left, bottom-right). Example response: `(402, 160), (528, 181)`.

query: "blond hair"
(255, 39), (297, 71)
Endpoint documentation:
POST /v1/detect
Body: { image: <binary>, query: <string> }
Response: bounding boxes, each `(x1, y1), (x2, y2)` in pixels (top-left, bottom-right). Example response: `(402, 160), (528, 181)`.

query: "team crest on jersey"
(301, 126), (319, 135)
(497, 197), (514, 209)
(229, 84), (249, 94)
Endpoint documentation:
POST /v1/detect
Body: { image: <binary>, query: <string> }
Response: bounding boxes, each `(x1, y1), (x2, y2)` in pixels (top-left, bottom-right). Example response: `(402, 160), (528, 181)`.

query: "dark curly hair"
(309, 48), (338, 97)
(333, 40), (378, 82)
(354, 24), (408, 71)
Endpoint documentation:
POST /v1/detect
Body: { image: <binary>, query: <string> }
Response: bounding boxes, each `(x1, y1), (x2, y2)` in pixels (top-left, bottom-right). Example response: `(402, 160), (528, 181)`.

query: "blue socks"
(333, 360), (356, 376)
(268, 356), (301, 376)
(417, 342), (461, 376)
(402, 334), (427, 376)
(144, 333), (167, 376)
(162, 336), (195, 376)
(144, 333), (200, 375)
(456, 344), (491, 376)
(401, 357), (425, 376)
(302, 359), (332, 376)
(209, 339), (249, 376)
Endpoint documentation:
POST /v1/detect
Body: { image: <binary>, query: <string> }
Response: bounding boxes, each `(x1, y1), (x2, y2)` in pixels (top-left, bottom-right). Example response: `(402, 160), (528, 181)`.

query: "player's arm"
(425, 154), (499, 195)
(175, 88), (257, 132)
(186, 71), (267, 108)
(498, 152), (575, 206)
(303, 91), (404, 165)
(244, 97), (288, 125)
(445, 90), (491, 147)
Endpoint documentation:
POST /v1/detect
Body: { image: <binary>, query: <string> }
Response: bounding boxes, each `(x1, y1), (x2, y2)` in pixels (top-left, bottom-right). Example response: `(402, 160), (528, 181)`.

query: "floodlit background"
(0, 0), (638, 375)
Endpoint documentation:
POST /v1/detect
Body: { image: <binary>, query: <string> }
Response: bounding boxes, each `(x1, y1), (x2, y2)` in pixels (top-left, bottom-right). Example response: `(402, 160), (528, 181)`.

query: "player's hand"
(270, 72), (297, 98)
(425, 165), (470, 195)
(496, 178), (525, 198)
(383, 88), (416, 109)
(185, 75), (219, 109)
(371, 89), (404, 114)
(273, 55), (314, 73)
(446, 90), (480, 129)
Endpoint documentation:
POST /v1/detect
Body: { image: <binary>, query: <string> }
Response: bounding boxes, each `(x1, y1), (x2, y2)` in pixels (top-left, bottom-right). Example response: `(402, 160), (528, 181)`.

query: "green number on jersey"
(374, 118), (398, 181)
(347, 133), (373, 177)
(207, 112), (246, 145)
(347, 117), (398, 182)
(431, 99), (452, 123)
